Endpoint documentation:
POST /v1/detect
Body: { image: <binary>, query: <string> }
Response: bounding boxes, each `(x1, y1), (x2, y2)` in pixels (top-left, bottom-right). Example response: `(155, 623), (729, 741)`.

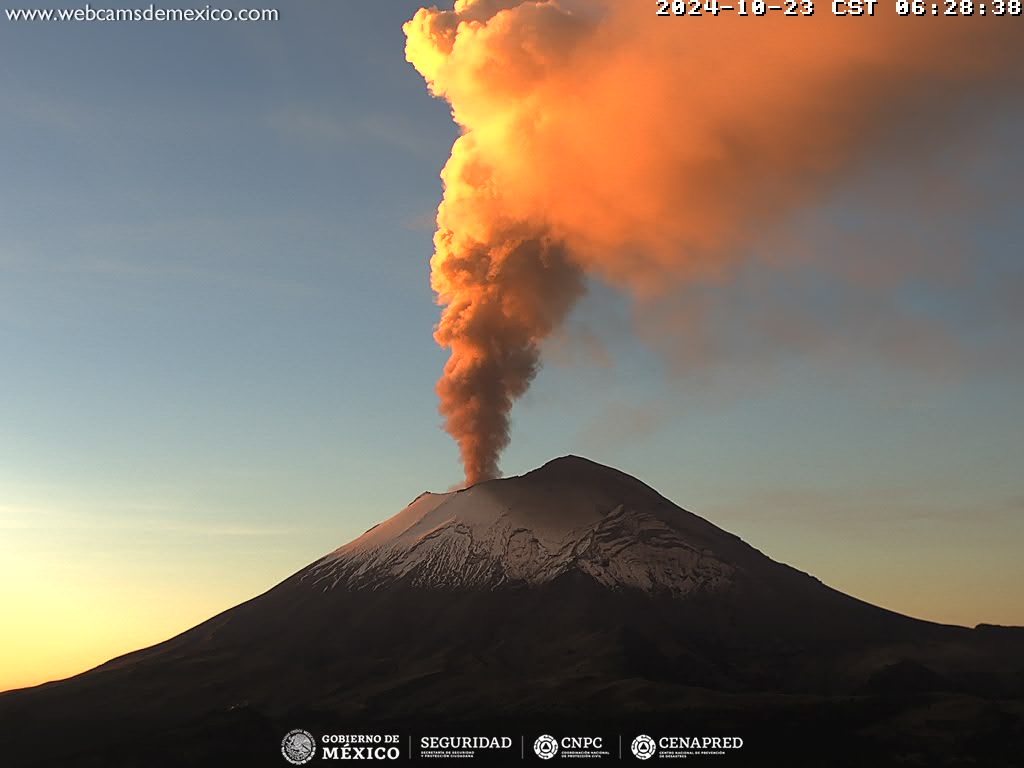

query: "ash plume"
(432, 228), (583, 485)
(405, 0), (1022, 484)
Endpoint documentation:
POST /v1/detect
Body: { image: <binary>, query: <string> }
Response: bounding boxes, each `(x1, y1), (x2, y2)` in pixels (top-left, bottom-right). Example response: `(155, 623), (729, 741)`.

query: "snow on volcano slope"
(304, 456), (741, 594)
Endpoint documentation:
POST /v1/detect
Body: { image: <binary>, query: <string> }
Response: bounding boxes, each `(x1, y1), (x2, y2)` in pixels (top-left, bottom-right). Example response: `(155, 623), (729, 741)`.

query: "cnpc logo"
(534, 735), (605, 759)
(534, 735), (559, 759)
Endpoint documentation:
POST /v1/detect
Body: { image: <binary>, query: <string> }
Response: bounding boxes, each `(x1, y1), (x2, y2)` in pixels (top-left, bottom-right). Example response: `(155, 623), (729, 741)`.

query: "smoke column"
(404, 0), (1022, 484)
(432, 230), (583, 485)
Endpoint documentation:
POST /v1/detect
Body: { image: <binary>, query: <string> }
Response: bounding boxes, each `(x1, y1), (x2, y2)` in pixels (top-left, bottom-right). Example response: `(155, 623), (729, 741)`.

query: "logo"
(631, 734), (656, 760)
(418, 736), (515, 760)
(319, 733), (402, 760)
(649, 736), (743, 758)
(534, 734), (559, 760)
(282, 729), (316, 765)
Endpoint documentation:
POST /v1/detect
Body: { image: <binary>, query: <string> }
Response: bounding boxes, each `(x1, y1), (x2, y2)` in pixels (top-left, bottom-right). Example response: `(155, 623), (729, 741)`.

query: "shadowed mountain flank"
(2, 456), (1022, 766)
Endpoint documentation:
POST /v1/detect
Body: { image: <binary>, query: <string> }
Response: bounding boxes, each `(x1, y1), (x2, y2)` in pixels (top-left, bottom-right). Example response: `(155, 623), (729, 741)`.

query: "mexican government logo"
(281, 729), (316, 765)
(534, 734), (559, 760)
(632, 734), (657, 760)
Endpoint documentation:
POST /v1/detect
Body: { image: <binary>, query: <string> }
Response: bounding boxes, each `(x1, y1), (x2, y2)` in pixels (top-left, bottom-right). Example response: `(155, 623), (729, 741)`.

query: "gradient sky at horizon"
(1, 2), (1022, 692)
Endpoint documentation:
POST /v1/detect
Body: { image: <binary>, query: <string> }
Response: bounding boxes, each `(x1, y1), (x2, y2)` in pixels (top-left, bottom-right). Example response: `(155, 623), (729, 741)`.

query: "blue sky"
(0, 2), (1021, 690)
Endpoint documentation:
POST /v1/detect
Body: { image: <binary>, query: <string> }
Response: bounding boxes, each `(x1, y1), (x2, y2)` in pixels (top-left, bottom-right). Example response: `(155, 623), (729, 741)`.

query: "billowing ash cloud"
(433, 230), (584, 485)
(404, 0), (1022, 484)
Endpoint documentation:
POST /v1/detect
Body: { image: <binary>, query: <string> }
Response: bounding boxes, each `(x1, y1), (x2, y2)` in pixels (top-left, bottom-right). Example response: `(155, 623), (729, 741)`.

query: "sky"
(1, 2), (1022, 692)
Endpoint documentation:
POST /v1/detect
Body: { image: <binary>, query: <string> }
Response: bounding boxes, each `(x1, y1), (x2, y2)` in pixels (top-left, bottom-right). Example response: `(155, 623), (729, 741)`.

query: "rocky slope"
(1, 456), (1021, 766)
(307, 457), (740, 594)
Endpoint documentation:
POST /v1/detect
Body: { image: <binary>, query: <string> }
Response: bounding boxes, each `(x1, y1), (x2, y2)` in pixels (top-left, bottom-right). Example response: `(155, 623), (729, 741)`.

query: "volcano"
(2, 456), (1022, 766)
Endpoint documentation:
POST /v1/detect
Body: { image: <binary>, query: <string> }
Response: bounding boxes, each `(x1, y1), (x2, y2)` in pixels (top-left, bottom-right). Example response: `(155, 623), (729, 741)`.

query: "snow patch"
(305, 477), (736, 595)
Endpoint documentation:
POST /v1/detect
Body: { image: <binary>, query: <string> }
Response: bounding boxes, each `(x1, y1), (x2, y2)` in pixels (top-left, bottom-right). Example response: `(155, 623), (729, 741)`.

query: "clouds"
(407, 0), (1023, 482)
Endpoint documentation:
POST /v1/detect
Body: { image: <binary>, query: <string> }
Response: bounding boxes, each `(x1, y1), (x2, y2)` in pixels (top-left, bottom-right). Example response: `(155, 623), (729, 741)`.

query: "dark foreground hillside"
(3, 457), (1021, 766)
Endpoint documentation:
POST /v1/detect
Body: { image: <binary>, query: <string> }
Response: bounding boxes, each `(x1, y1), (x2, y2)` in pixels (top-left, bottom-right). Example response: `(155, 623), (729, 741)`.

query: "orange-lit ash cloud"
(404, 0), (1022, 485)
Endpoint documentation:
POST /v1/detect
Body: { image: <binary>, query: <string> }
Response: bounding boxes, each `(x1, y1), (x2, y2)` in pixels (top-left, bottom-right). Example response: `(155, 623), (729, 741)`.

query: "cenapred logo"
(631, 734), (656, 760)
(534, 734), (559, 760)
(282, 729), (316, 765)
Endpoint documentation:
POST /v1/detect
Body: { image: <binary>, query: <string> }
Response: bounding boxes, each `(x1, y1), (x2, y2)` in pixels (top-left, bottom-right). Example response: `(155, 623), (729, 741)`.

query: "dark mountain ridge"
(2, 456), (1022, 766)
